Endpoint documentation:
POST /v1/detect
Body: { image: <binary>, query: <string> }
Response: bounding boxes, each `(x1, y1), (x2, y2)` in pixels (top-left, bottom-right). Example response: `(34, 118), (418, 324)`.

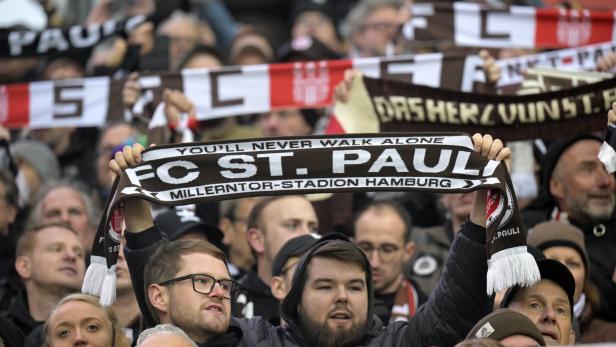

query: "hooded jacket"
(285, 219), (490, 346)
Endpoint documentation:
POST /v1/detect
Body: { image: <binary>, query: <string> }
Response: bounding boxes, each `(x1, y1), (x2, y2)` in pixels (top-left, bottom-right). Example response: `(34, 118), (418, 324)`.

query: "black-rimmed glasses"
(158, 274), (239, 299)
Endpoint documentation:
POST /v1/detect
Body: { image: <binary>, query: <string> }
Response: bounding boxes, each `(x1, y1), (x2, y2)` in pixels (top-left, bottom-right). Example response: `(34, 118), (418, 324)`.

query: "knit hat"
(11, 140), (61, 181)
(466, 308), (545, 345)
(527, 221), (589, 277)
(228, 27), (274, 64)
(500, 258), (576, 312)
(272, 233), (321, 276)
(540, 134), (601, 198)
(155, 208), (225, 251)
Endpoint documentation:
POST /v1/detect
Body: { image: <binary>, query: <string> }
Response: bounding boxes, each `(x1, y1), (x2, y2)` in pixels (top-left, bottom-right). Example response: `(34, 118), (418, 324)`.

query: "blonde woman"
(44, 293), (130, 347)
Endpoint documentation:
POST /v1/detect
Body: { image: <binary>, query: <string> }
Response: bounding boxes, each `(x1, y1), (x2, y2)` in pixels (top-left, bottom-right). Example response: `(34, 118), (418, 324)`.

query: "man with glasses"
(344, 0), (409, 57)
(354, 200), (424, 324)
(141, 239), (242, 345)
(116, 133), (509, 346)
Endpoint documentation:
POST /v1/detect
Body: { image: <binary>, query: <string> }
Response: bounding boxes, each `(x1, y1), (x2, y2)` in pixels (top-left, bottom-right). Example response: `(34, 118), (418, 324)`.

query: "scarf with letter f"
(82, 133), (539, 305)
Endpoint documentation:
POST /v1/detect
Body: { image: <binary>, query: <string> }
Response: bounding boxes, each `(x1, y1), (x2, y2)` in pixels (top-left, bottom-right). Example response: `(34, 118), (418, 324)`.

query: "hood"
(280, 234), (377, 344)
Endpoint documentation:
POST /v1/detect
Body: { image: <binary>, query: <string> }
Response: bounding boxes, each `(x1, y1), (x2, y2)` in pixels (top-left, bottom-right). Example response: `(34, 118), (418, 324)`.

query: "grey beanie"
(11, 140), (61, 181)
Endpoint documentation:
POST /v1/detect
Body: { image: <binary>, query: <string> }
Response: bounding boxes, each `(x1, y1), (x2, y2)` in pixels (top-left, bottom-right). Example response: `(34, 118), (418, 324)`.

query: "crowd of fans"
(1, 0), (616, 346)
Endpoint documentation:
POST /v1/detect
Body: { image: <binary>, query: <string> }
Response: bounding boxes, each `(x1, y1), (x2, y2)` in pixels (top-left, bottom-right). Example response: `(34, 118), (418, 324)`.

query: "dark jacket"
(406, 222), (455, 299)
(0, 233), (22, 313)
(126, 219), (491, 346)
(2, 292), (41, 337)
(232, 269), (279, 322)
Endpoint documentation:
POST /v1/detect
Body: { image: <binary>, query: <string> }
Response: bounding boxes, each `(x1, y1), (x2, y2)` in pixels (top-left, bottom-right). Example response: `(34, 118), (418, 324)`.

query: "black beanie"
(540, 134), (602, 198)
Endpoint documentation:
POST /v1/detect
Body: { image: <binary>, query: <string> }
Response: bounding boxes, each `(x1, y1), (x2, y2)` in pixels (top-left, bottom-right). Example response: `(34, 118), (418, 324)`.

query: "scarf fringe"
(99, 265), (117, 306)
(81, 255), (107, 296)
(486, 246), (540, 295)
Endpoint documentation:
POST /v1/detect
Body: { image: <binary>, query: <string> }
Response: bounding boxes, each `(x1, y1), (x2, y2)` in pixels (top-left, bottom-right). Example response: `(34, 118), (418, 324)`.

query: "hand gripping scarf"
(82, 133), (540, 305)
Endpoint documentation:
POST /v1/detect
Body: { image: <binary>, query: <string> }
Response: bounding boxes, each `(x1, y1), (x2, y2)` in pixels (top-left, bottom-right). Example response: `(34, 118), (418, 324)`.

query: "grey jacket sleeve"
(403, 219), (493, 346)
(124, 226), (164, 329)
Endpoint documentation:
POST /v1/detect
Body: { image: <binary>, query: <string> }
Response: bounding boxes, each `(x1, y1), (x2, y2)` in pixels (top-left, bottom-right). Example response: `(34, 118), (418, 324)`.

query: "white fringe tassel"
(81, 255), (108, 296)
(99, 265), (117, 306)
(486, 246), (540, 295)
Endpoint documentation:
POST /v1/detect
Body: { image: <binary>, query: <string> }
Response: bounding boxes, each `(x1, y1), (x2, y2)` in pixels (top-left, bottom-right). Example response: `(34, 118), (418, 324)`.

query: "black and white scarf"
(82, 133), (540, 305)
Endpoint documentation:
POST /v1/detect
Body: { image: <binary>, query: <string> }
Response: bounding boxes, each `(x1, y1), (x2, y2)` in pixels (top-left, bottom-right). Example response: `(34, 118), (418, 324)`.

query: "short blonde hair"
(44, 293), (131, 347)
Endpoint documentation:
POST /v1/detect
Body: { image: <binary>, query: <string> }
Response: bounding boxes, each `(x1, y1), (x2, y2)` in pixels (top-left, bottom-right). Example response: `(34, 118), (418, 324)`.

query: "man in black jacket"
(3, 223), (85, 343)
(114, 133), (506, 346)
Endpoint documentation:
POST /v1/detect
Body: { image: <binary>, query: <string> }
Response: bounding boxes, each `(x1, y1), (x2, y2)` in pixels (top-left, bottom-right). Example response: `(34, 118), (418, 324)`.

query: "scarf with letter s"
(82, 133), (539, 305)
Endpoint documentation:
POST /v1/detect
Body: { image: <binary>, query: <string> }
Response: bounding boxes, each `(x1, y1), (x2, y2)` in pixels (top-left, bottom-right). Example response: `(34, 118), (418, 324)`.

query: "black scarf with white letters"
(83, 133), (539, 305)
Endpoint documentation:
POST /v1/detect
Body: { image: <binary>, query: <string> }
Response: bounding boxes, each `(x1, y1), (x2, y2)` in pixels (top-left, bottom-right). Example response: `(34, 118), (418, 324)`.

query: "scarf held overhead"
(329, 75), (616, 141)
(1, 41), (614, 130)
(82, 133), (539, 305)
(406, 2), (616, 49)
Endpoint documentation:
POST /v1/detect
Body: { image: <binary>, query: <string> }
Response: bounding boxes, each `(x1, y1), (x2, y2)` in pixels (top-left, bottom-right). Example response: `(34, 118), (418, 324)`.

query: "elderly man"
(137, 324), (197, 347)
(344, 0), (408, 57)
(500, 257), (576, 346)
(28, 181), (97, 251)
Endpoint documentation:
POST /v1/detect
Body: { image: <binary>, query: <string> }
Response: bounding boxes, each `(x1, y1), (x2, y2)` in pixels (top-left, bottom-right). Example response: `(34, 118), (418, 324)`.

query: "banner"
(83, 133), (539, 305)
(0, 15), (147, 57)
(330, 75), (616, 141)
(406, 2), (616, 49)
(1, 42), (615, 130)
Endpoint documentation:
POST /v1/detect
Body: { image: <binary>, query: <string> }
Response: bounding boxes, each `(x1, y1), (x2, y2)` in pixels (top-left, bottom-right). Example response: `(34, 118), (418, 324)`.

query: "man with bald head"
(137, 324), (197, 347)
(524, 135), (616, 320)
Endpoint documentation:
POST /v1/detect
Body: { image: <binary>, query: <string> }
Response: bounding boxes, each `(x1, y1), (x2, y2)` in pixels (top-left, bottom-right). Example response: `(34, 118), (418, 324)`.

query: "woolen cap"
(11, 140), (60, 181)
(540, 134), (601, 196)
(527, 221), (589, 276)
(466, 308), (545, 345)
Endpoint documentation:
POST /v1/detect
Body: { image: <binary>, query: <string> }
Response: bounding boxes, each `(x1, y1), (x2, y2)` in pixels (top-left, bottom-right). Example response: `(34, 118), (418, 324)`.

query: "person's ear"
(218, 217), (234, 246)
(549, 176), (565, 200)
(270, 276), (287, 301)
(148, 284), (170, 318)
(15, 255), (32, 280)
(246, 227), (265, 255)
(403, 241), (415, 263)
